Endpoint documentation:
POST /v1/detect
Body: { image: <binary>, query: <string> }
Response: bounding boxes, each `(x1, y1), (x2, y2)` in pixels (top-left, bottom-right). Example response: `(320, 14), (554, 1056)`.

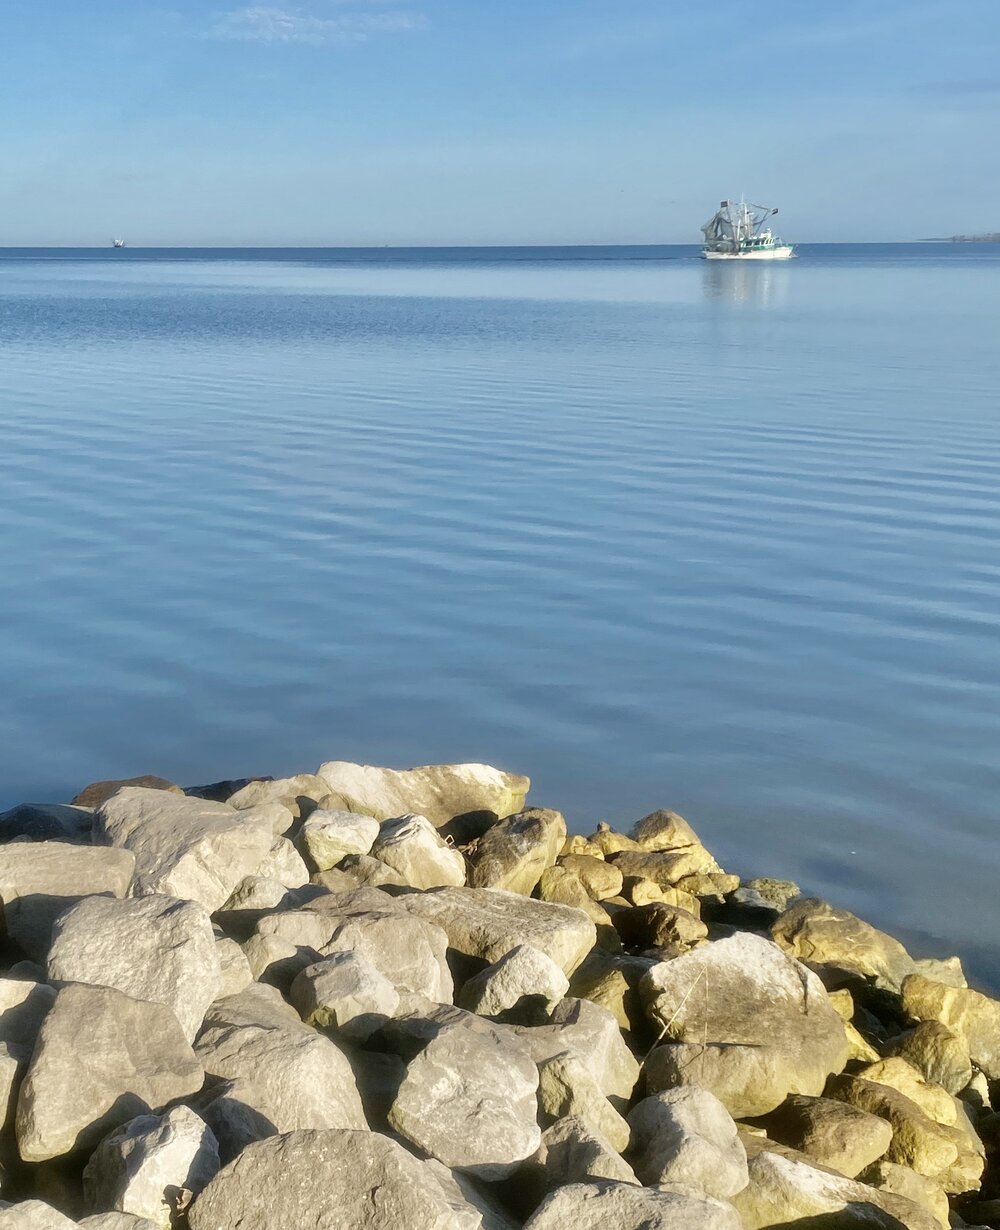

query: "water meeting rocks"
(1, 758), (998, 1227)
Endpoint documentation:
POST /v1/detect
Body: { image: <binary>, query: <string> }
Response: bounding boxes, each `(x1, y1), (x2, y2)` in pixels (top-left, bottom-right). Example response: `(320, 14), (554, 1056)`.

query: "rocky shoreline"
(1, 760), (998, 1229)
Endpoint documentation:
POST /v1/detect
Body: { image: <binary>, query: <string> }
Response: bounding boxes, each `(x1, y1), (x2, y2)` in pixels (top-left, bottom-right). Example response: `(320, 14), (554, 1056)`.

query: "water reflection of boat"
(701, 259), (789, 308)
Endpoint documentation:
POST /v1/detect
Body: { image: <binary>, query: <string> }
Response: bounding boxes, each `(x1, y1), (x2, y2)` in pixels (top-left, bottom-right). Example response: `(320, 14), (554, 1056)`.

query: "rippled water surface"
(3, 244), (999, 983)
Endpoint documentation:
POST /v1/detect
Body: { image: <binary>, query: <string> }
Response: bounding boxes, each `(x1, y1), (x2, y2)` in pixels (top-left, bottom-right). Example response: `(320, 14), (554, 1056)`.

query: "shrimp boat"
(701, 199), (794, 260)
(111, 237), (126, 249)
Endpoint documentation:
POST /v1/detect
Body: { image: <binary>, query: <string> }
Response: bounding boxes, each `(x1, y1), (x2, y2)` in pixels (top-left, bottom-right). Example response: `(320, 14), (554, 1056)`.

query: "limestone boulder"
(523, 1181), (743, 1230)
(322, 910), (453, 1002)
(95, 789), (278, 913)
(824, 1074), (968, 1187)
(194, 984), (367, 1135)
(567, 950), (655, 1035)
(860, 1161), (951, 1230)
(772, 898), (917, 991)
(290, 952), (399, 1039)
(912, 956), (966, 987)
(47, 895), (221, 1043)
(226, 775), (328, 810)
(315, 761), (529, 829)
(0, 1202), (79, 1228)
(389, 1021), (540, 1178)
(884, 1022), (973, 1096)
(901, 973), (1000, 1079)
(188, 1128), (485, 1230)
(458, 945), (569, 1019)
(611, 902), (707, 955)
(16, 983), (203, 1162)
(298, 811), (380, 871)
(370, 814), (466, 889)
(639, 932), (849, 1117)
(82, 1106), (220, 1230)
(627, 1088), (748, 1199)
(536, 1052), (631, 1153)
(79, 1215), (161, 1230)
(557, 854), (623, 900)
(608, 847), (721, 887)
(733, 1148), (943, 1230)
(629, 808), (704, 852)
(253, 837), (308, 889)
(214, 938), (253, 998)
(401, 887), (596, 974)
(0, 803), (93, 844)
(536, 867), (615, 931)
(853, 1058), (957, 1126)
(466, 809), (565, 896)
(756, 1094), (893, 1178)
(513, 998), (640, 1107)
(0, 844), (135, 960)
(325, 854), (407, 888)
(522, 1117), (638, 1207)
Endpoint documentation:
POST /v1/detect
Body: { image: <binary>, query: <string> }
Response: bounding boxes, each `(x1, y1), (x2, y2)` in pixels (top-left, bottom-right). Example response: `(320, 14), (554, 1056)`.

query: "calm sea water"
(2, 243), (999, 984)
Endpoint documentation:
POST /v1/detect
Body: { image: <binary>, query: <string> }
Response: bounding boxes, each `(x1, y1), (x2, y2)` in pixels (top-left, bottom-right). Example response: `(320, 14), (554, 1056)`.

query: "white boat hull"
(702, 246), (795, 261)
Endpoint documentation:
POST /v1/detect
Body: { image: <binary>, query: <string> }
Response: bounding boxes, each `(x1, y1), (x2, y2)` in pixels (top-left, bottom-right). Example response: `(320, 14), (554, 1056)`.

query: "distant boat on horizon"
(701, 199), (795, 260)
(111, 237), (126, 249)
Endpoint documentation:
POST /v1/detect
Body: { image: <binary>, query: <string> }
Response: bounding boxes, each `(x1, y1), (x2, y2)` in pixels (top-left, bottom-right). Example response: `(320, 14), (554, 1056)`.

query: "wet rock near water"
(1, 757), (999, 1229)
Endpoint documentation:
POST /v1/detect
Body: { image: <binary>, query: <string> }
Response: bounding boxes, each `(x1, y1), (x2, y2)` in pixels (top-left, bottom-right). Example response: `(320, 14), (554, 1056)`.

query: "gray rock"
(324, 910), (453, 1002)
(912, 956), (966, 988)
(16, 982), (203, 1162)
(370, 814), (466, 889)
(536, 1052), (631, 1153)
(82, 1106), (220, 1230)
(627, 1088), (748, 1199)
(523, 1181), (743, 1230)
(523, 1116), (638, 1204)
(47, 895), (221, 1043)
(0, 804), (93, 845)
(299, 811), (380, 871)
(514, 998), (640, 1107)
(95, 788), (278, 913)
(214, 938), (253, 999)
(860, 1160), (951, 1230)
(78, 1216), (160, 1230)
(188, 1128), (484, 1229)
(324, 853), (406, 888)
(640, 932), (849, 1117)
(226, 775), (329, 810)
(78, 1215), (161, 1230)
(423, 1161), (522, 1230)
(466, 809), (566, 896)
(0, 976), (56, 1058)
(195, 984), (367, 1135)
(0, 843), (135, 960)
(458, 945), (569, 1018)
(0, 1202), (79, 1228)
(389, 1021), (540, 1179)
(315, 761), (530, 828)
(611, 902), (707, 955)
(400, 887), (597, 974)
(757, 1094), (893, 1178)
(290, 952), (399, 1039)
(772, 898), (918, 991)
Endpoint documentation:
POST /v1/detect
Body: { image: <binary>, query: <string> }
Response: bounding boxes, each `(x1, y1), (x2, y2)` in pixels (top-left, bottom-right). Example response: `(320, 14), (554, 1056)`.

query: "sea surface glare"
(2, 243), (999, 984)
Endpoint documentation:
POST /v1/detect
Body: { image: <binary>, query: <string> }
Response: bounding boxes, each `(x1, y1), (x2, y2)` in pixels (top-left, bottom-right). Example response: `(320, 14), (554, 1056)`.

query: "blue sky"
(1, 0), (998, 244)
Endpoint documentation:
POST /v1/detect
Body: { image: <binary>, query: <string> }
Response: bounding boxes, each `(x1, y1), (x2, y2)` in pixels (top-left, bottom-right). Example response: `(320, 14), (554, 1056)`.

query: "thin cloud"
(208, 5), (424, 46)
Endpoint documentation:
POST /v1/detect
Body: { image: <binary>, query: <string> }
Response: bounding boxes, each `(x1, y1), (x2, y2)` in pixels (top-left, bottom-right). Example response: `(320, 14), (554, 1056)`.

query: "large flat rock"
(315, 762), (529, 828)
(399, 887), (597, 974)
(188, 1129), (489, 1230)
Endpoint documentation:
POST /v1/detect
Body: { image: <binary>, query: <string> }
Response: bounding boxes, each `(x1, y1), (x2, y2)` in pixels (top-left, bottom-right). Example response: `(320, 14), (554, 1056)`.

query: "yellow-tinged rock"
(855, 1058), (957, 1127)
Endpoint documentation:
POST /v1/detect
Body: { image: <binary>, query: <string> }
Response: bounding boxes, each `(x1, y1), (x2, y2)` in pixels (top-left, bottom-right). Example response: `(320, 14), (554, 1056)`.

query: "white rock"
(290, 952), (400, 1040)
(627, 1088), (749, 1199)
(299, 811), (380, 871)
(227, 775), (329, 810)
(96, 789), (278, 913)
(315, 761), (530, 828)
(214, 938), (253, 998)
(523, 1181), (744, 1230)
(47, 895), (221, 1043)
(370, 814), (466, 890)
(459, 945), (569, 1018)
(82, 1106), (220, 1230)
(253, 837), (309, 889)
(0, 1201), (79, 1228)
